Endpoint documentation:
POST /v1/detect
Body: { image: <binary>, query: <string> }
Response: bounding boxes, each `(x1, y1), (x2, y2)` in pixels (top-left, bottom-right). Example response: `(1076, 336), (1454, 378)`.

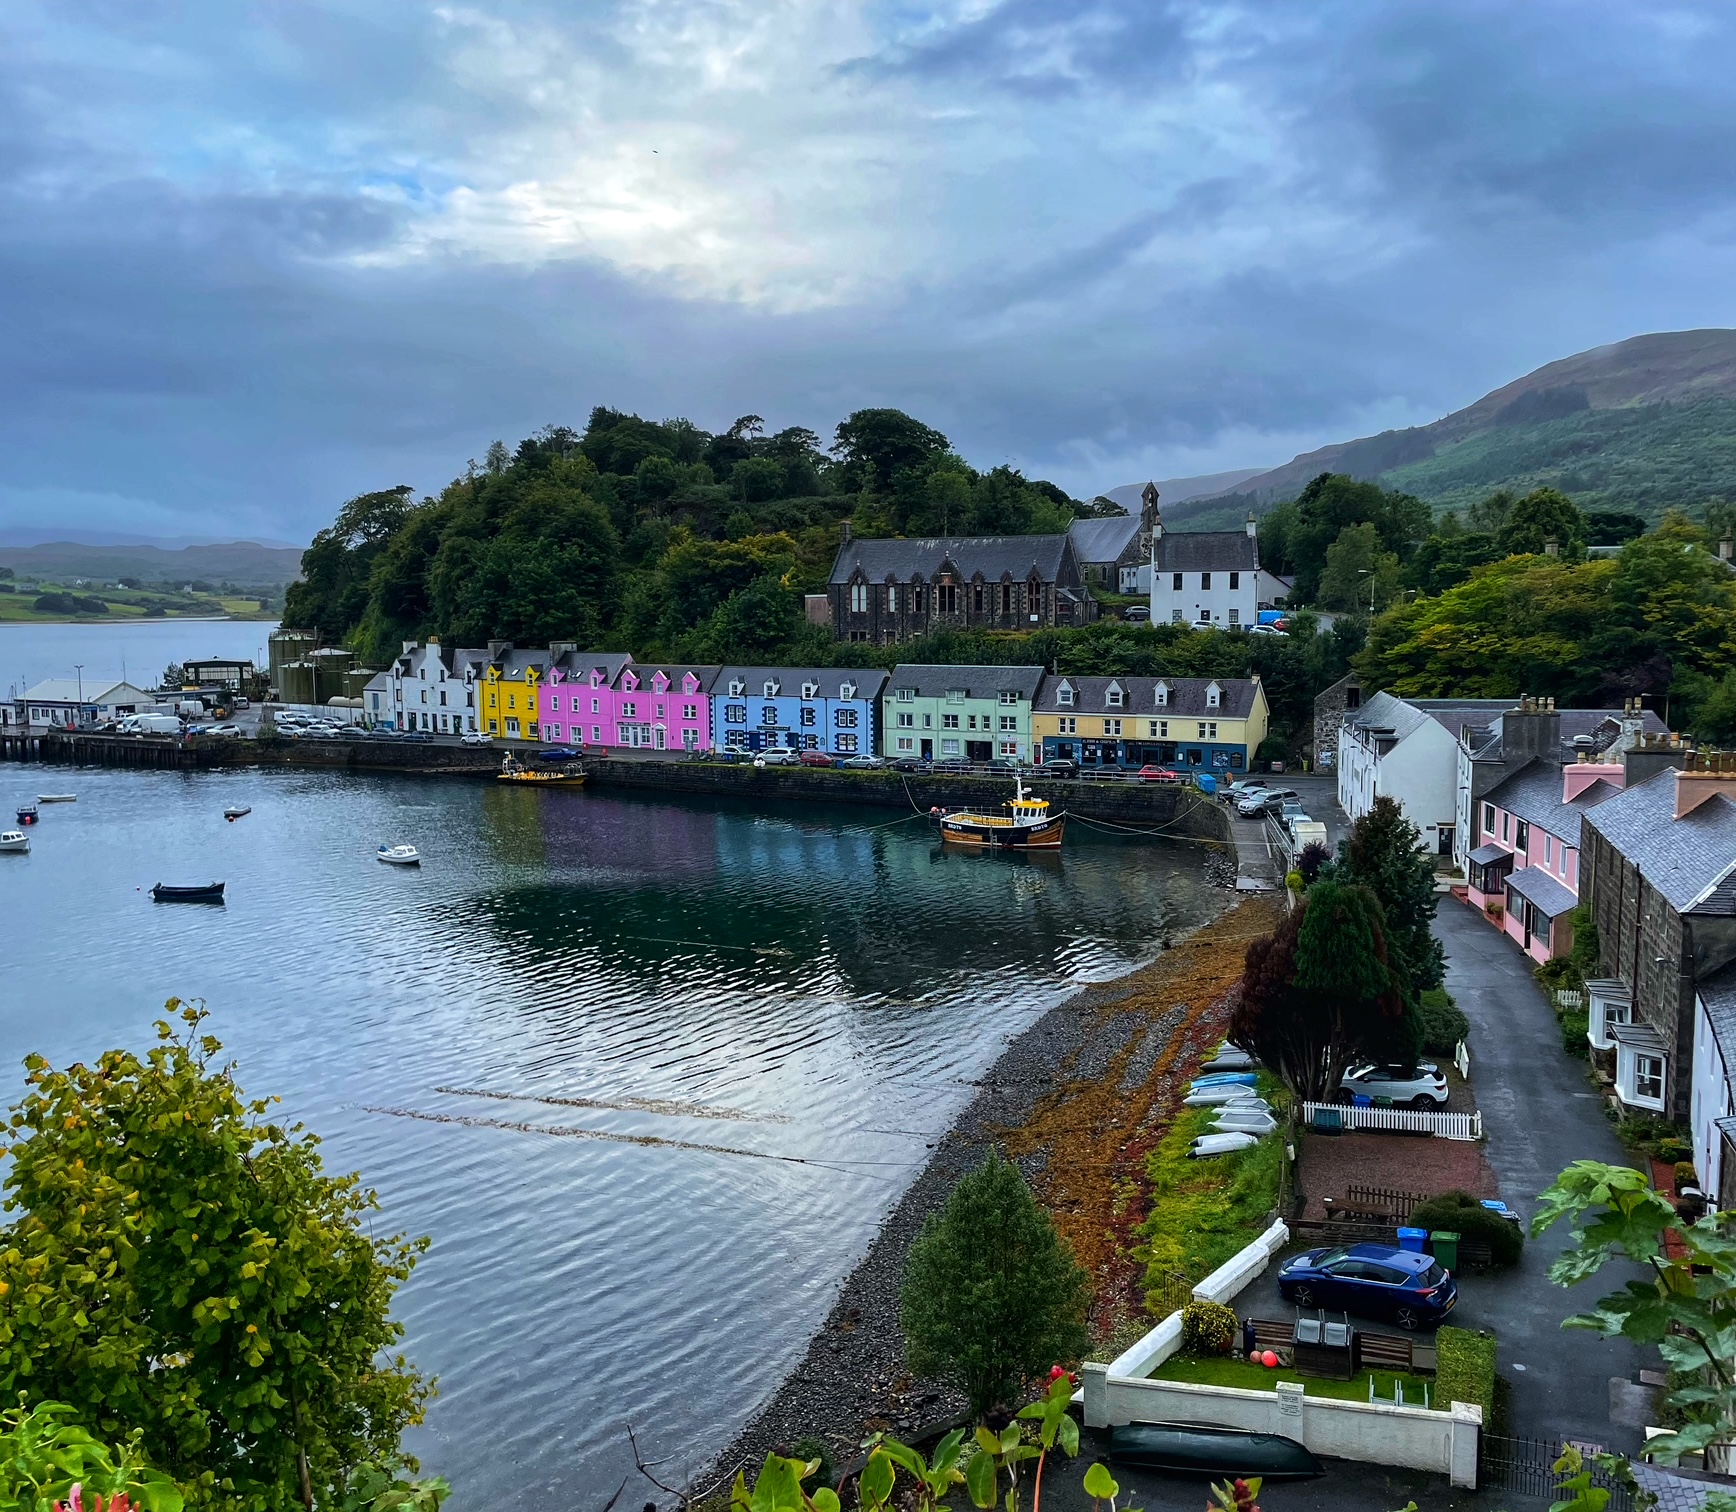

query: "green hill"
(1170, 328), (1736, 525)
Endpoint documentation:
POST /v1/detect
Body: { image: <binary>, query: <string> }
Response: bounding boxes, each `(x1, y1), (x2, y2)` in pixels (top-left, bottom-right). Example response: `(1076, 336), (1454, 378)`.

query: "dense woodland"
(285, 406), (1736, 756)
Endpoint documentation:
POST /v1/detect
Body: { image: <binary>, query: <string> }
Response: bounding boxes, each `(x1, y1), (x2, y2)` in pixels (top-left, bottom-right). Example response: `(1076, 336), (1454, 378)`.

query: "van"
(133, 713), (182, 735)
(1290, 820), (1329, 854)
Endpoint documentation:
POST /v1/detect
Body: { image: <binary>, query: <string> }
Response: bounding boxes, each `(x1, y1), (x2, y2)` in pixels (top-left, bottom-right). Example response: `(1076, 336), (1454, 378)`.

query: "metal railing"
(1302, 1101), (1483, 1141)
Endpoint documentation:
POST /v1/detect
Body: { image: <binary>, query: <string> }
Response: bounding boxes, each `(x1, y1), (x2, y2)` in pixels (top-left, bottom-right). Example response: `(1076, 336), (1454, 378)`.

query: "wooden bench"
(1355, 1331), (1415, 1372)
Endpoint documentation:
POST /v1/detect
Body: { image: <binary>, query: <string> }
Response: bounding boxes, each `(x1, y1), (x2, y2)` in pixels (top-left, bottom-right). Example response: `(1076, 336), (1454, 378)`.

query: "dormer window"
(840, 681), (856, 700)
(764, 679), (780, 697)
(1058, 683), (1074, 707)
(729, 679), (745, 697)
(653, 673), (669, 693)
(683, 673), (699, 693)
(590, 670), (604, 687)
(1155, 683), (1170, 707)
(802, 681), (819, 699)
(1106, 684), (1124, 708)
(1206, 681), (1221, 710)
(623, 672), (639, 691)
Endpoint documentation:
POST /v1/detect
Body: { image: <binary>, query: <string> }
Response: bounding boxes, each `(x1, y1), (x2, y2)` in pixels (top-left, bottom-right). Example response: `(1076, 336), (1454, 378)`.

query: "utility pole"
(74, 664), (83, 728)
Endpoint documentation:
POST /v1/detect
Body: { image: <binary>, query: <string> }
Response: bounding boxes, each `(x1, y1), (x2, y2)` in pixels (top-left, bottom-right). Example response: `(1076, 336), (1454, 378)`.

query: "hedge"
(1416, 989), (1469, 1055)
(1409, 1190), (1524, 1267)
(1435, 1327), (1497, 1420)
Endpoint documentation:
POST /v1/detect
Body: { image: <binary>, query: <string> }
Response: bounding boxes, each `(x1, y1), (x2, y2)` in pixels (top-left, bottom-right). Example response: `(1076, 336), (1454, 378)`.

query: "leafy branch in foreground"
(1533, 1160), (1736, 1465)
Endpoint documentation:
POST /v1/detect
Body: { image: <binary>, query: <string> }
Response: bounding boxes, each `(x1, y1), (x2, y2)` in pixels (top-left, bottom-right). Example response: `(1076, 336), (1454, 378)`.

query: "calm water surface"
(0, 762), (1217, 1503)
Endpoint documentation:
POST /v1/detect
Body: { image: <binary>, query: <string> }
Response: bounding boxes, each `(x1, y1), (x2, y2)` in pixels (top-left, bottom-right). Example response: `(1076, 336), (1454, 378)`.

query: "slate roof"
(1068, 514), (1141, 565)
(548, 650), (634, 683)
(1344, 691), (1512, 747)
(714, 667), (889, 700)
(829, 535), (1071, 585)
(885, 664), (1045, 700)
(612, 664), (723, 693)
(483, 645), (552, 681)
(1151, 529), (1257, 573)
(1033, 674), (1262, 720)
(1504, 865), (1578, 918)
(1583, 770), (1736, 914)
(1483, 758), (1623, 847)
(1468, 842), (1511, 866)
(1469, 706), (1669, 761)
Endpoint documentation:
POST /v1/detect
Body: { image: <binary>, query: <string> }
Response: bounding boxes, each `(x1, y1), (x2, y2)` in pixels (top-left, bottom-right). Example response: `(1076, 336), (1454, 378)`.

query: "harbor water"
(0, 628), (1222, 1503)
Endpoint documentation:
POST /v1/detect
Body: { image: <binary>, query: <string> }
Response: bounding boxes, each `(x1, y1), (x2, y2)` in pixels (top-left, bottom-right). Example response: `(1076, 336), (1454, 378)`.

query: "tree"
(832, 410), (950, 493)
(1316, 523), (1401, 612)
(1229, 881), (1418, 1100)
(1533, 1160), (1736, 1466)
(0, 1004), (431, 1512)
(733, 456), (786, 503)
(1497, 487), (1585, 559)
(901, 1153), (1089, 1420)
(1281, 474), (1431, 603)
(1334, 795), (1445, 990)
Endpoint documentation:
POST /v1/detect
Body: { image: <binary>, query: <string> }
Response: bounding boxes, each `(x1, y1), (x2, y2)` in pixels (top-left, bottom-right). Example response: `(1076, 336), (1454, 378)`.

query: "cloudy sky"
(4, 1), (1735, 543)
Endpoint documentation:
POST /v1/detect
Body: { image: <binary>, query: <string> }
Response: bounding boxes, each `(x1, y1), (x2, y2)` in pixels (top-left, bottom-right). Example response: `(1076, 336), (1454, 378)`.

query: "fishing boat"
(377, 844), (421, 866)
(16, 803), (38, 825)
(151, 881), (226, 903)
(930, 774), (1064, 850)
(497, 753), (587, 788)
(1109, 1423), (1323, 1481)
(0, 830), (29, 853)
(36, 794), (76, 803)
(224, 805), (252, 821)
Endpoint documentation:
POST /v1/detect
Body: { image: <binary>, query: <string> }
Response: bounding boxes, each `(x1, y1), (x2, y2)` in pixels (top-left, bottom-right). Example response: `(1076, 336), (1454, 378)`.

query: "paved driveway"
(1433, 898), (1647, 1450)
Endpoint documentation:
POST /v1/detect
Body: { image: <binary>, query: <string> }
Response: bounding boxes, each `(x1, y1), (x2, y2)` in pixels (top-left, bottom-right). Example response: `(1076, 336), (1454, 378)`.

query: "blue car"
(1277, 1243), (1457, 1331)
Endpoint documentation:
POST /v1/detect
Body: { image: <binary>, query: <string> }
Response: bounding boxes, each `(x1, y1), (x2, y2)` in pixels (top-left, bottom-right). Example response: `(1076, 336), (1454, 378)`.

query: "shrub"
(1560, 1010), (1590, 1059)
(1534, 956), (1579, 993)
(1674, 1162), (1699, 1195)
(1408, 1190), (1524, 1267)
(1416, 989), (1469, 1055)
(1296, 842), (1331, 884)
(901, 1152), (1091, 1419)
(1435, 1327), (1497, 1420)
(0, 1400), (183, 1512)
(1285, 869), (1304, 892)
(1180, 1301), (1239, 1356)
(787, 1436), (835, 1491)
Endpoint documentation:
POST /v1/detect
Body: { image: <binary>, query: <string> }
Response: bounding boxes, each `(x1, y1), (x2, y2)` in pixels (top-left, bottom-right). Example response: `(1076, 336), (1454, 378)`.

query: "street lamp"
(74, 663), (83, 728)
(1357, 568), (1377, 616)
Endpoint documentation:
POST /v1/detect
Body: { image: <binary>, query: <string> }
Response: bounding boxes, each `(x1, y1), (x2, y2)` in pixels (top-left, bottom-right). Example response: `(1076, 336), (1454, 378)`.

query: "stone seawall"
(585, 758), (1233, 841)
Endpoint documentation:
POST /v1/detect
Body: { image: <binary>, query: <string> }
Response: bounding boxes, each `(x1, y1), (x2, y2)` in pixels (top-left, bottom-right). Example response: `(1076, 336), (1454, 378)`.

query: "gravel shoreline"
(697, 870), (1265, 1495)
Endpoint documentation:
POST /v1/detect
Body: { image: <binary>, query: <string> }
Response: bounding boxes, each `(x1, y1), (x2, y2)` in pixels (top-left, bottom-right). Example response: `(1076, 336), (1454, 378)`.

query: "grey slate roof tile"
(1068, 515), (1141, 564)
(885, 664), (1045, 699)
(1484, 758), (1623, 847)
(713, 667), (889, 700)
(829, 535), (1070, 586)
(1151, 530), (1258, 573)
(1583, 771), (1736, 913)
(1033, 673), (1260, 720)
(1504, 864), (1578, 918)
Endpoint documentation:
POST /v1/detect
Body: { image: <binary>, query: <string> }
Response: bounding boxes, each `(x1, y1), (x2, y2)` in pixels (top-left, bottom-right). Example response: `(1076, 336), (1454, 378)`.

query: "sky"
(4, 1), (1736, 545)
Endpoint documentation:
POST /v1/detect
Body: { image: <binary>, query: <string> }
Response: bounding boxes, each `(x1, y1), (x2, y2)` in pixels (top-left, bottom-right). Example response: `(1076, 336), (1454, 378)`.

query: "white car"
(205, 724), (243, 738)
(461, 730), (493, 746)
(1337, 1063), (1449, 1110)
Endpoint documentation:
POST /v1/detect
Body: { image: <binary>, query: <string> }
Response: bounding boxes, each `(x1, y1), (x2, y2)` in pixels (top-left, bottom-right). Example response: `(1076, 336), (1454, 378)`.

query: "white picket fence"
(1553, 989), (1585, 1010)
(1302, 1101), (1483, 1141)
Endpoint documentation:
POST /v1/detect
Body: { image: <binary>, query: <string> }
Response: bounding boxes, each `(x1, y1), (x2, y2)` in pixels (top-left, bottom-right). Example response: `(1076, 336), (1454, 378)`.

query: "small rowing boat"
(1110, 1422), (1323, 1481)
(151, 881), (226, 903)
(377, 844), (421, 866)
(0, 830), (29, 853)
(224, 805), (252, 821)
(36, 794), (76, 803)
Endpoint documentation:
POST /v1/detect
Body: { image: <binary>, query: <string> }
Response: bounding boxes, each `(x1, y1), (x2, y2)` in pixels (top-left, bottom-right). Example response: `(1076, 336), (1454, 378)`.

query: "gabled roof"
(1067, 515), (1141, 565)
(1467, 706), (1669, 762)
(885, 664), (1045, 699)
(1152, 530), (1257, 573)
(484, 646), (552, 681)
(1483, 758), (1623, 848)
(549, 650), (634, 683)
(1033, 674), (1262, 720)
(611, 664), (722, 693)
(1345, 692), (1513, 749)
(714, 667), (889, 699)
(1468, 842), (1512, 866)
(1583, 770), (1736, 914)
(829, 535), (1071, 586)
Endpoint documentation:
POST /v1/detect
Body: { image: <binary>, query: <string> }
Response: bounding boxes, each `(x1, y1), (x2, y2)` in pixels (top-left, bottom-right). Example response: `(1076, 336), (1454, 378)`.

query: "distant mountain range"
(1123, 328), (1736, 528)
(0, 540), (305, 585)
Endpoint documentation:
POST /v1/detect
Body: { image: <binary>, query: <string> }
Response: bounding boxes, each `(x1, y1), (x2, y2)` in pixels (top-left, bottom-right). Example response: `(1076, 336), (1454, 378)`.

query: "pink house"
(541, 657), (718, 752)
(1464, 755), (1626, 962)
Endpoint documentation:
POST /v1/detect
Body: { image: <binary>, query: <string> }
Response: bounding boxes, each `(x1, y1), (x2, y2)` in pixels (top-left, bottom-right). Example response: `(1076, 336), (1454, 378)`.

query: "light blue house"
(712, 667), (889, 757)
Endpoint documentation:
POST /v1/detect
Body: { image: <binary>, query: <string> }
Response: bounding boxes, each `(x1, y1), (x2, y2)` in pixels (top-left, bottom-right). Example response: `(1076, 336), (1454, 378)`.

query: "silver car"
(1336, 1063), (1449, 1110)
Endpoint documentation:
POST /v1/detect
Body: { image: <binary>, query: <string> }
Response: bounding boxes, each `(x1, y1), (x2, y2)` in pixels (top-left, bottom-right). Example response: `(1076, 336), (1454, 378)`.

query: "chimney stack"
(839, 520), (853, 546)
(1544, 537), (1560, 557)
(1246, 511), (1257, 539)
(1624, 729), (1696, 788)
(1675, 750), (1736, 819)
(1721, 536), (1733, 563)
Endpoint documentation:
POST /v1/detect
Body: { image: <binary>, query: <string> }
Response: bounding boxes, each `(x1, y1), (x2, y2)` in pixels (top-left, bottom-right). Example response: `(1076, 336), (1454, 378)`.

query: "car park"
(798, 751), (834, 767)
(1336, 1062), (1449, 1109)
(1277, 1243), (1457, 1330)
(1137, 765), (1185, 783)
(205, 724), (243, 738)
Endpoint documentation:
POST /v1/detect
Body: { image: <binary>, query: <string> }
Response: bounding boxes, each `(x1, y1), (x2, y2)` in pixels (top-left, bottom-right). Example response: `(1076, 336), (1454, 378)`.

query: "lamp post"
(74, 663), (83, 729)
(1358, 569), (1377, 617)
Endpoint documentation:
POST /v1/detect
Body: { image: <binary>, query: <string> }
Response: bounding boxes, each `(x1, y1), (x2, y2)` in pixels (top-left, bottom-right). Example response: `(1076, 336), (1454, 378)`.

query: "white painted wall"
(1152, 566), (1259, 628)
(1691, 995), (1731, 1200)
(1339, 715), (1460, 850)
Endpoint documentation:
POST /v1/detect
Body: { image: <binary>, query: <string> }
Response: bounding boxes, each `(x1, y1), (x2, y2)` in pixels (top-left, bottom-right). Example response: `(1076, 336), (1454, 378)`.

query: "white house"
(1147, 511), (1289, 629)
(15, 678), (164, 727)
(371, 640), (488, 733)
(1338, 692), (1513, 856)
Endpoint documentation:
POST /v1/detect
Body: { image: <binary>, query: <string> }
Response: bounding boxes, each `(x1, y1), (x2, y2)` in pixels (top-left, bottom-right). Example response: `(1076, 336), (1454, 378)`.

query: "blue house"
(712, 667), (890, 756)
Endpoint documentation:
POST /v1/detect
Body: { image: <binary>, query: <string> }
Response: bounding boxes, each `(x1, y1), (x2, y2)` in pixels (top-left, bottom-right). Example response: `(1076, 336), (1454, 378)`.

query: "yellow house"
(1031, 673), (1270, 775)
(479, 643), (552, 740)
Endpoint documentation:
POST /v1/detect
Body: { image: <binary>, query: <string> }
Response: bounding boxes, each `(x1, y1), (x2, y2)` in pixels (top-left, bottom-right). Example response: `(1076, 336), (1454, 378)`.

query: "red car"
(1137, 765), (1185, 783)
(798, 751), (834, 767)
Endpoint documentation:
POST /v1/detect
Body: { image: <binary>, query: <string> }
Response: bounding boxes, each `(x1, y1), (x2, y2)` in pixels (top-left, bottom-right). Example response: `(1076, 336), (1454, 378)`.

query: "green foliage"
(1316, 523), (1401, 612)
(31, 594), (108, 617)
(0, 1004), (430, 1512)
(730, 1451), (841, 1512)
(1408, 1192), (1524, 1266)
(1559, 1010), (1591, 1059)
(0, 1400), (183, 1512)
(1497, 487), (1586, 558)
(1416, 989), (1468, 1055)
(1258, 474), (1431, 601)
(900, 1153), (1090, 1420)
(860, 1428), (968, 1511)
(1180, 1301), (1238, 1356)
(1402, 531), (1503, 596)
(1081, 1461), (1121, 1507)
(1283, 869), (1304, 893)
(1434, 1327), (1497, 1420)
(335, 1464), (449, 1512)
(1533, 1160), (1736, 1465)
(1336, 795), (1445, 991)
(1208, 1476), (1262, 1512)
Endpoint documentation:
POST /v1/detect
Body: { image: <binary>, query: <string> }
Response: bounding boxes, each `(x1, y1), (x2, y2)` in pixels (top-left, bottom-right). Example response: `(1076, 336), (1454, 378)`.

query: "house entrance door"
(654, 726), (666, 751)
(920, 739), (933, 760)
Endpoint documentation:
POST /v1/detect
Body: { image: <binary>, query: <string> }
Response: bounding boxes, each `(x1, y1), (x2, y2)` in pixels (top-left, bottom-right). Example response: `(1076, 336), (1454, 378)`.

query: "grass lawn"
(1152, 1351), (1440, 1409)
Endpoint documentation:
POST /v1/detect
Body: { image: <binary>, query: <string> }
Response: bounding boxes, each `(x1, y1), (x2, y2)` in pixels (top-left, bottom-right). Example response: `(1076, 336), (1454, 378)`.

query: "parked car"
(840, 754), (886, 769)
(1335, 1062), (1449, 1110)
(1237, 788), (1298, 816)
(755, 748), (799, 766)
(1137, 765), (1185, 784)
(1223, 779), (1267, 799)
(537, 747), (580, 762)
(931, 758), (973, 774)
(892, 758), (929, 774)
(1122, 605), (1151, 623)
(798, 751), (834, 767)
(1037, 759), (1078, 778)
(1277, 1244), (1458, 1330)
(461, 730), (493, 745)
(205, 724), (243, 738)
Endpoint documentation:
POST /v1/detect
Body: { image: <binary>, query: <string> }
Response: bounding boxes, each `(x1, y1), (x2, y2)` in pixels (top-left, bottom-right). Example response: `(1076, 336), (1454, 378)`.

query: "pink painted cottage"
(540, 655), (718, 752)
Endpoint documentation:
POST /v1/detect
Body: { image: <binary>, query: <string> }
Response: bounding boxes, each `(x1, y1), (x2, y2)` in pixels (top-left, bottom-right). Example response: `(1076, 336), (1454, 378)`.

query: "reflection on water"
(0, 767), (1219, 1504)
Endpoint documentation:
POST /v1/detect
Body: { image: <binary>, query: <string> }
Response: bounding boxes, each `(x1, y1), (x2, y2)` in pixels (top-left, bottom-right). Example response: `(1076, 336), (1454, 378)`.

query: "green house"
(881, 664), (1044, 763)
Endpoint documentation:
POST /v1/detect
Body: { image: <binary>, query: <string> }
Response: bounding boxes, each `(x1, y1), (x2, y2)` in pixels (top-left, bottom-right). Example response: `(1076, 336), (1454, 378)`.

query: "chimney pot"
(1544, 537), (1560, 556)
(840, 520), (853, 545)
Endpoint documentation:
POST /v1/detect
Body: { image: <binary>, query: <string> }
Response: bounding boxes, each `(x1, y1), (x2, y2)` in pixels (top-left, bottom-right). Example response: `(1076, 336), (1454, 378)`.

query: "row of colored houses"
(364, 640), (1272, 771)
